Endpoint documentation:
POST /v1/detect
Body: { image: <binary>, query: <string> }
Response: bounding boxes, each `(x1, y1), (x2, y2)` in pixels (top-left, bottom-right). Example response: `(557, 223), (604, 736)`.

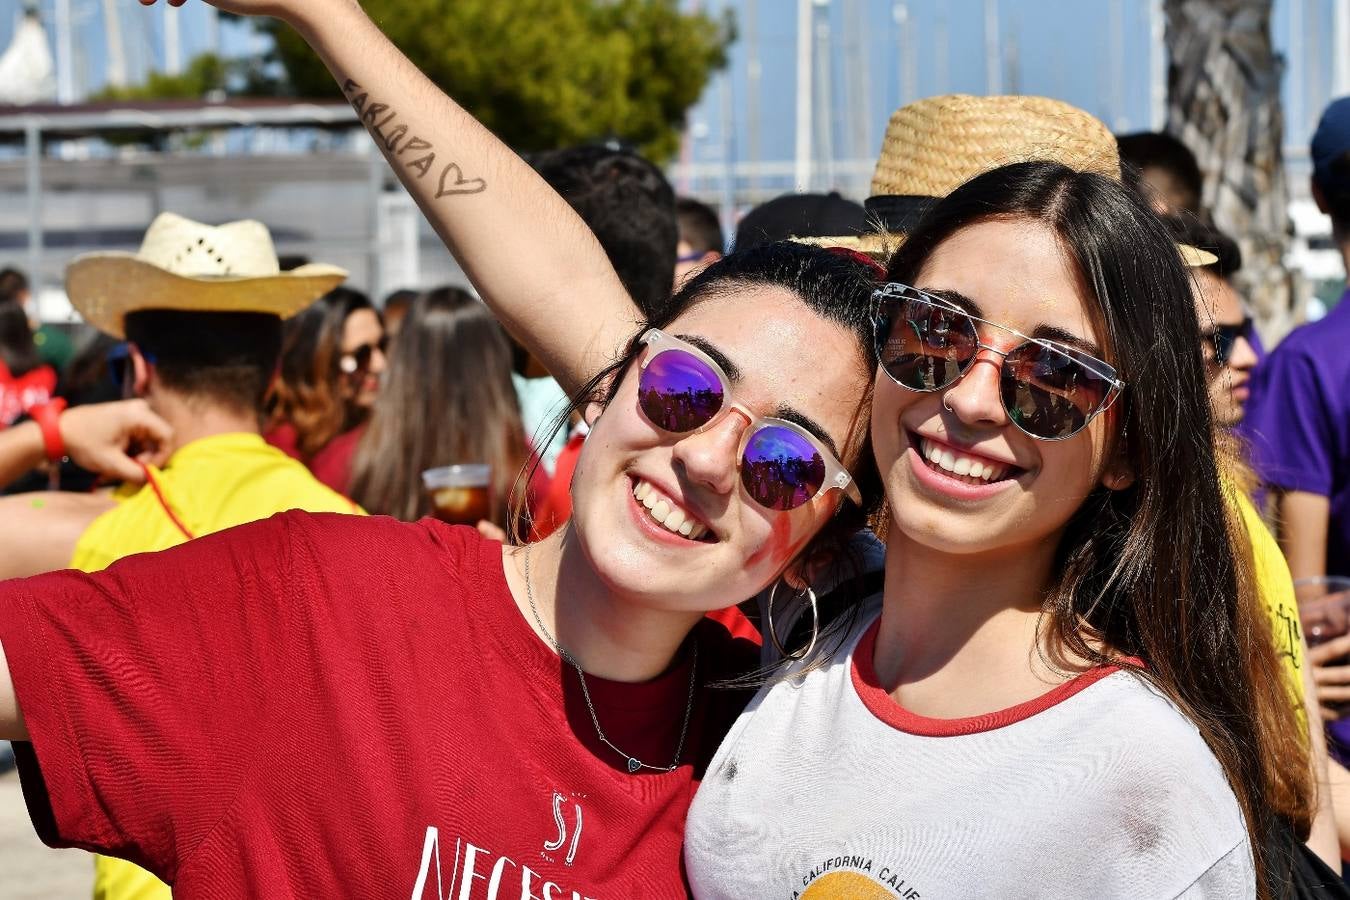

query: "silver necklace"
(522, 544), (698, 774)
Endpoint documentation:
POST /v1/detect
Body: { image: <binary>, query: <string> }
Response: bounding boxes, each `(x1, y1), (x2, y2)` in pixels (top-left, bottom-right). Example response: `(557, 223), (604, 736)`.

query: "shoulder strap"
(140, 464), (196, 541)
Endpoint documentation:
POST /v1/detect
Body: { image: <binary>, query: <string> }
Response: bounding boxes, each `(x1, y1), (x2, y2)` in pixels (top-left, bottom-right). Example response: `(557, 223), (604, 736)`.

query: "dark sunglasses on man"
(1200, 317), (1254, 369)
(339, 336), (388, 375)
(107, 343), (158, 394)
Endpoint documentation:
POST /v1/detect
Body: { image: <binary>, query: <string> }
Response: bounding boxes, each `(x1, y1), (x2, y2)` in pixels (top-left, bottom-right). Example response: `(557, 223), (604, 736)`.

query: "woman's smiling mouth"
(917, 436), (1013, 484)
(907, 433), (1024, 497)
(632, 478), (711, 541)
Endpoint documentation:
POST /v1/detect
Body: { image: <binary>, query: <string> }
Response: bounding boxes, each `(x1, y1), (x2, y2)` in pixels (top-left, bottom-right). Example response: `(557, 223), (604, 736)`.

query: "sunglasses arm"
(825, 468), (863, 507)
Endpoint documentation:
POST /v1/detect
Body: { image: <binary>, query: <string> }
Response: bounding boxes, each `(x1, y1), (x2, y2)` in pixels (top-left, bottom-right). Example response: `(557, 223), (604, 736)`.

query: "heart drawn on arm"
(435, 162), (487, 198)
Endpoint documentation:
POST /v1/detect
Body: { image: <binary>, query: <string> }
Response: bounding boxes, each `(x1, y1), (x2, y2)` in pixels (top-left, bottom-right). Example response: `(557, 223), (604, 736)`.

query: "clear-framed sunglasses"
(636, 329), (863, 511)
(871, 283), (1125, 441)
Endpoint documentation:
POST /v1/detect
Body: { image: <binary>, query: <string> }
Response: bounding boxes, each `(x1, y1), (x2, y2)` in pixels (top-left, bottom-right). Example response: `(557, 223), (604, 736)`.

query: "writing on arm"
(342, 79), (487, 199)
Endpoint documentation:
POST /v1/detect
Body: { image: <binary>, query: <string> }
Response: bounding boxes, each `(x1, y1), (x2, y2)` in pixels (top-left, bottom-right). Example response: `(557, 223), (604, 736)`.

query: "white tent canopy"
(0, 9), (56, 106)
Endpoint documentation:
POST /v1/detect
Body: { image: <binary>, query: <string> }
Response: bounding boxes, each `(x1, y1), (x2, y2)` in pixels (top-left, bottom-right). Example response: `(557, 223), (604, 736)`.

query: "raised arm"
(147, 0), (642, 394)
(1276, 489), (1330, 581)
(0, 420), (48, 489)
(1303, 631), (1341, 871)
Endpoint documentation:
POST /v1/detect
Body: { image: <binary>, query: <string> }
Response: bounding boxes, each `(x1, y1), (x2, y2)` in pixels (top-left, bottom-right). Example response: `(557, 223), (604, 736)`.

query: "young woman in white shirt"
(681, 162), (1304, 899)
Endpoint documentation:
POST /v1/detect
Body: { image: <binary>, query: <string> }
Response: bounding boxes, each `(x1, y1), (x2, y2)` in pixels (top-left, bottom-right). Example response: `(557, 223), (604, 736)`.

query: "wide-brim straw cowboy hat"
(66, 212), (348, 339)
(798, 93), (1216, 267)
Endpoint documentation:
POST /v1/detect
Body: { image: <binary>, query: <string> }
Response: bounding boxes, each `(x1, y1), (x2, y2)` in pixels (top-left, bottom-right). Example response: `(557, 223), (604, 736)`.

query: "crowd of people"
(0, 0), (1347, 897)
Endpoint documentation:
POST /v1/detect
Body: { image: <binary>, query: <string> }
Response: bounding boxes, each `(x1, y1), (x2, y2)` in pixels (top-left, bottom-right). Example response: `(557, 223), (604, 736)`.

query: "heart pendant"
(626, 757), (641, 774)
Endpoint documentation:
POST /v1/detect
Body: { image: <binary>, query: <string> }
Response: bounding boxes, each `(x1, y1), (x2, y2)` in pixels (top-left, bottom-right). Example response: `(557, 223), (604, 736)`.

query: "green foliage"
(262, 0), (733, 162)
(89, 53), (231, 102)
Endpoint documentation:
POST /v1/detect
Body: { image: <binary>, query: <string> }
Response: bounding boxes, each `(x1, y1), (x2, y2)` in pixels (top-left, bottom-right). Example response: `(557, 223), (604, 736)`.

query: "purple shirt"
(1246, 290), (1350, 577)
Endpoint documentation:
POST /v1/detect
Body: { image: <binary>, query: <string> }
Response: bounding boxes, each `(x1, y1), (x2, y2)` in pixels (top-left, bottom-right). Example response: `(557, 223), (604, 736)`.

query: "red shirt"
(0, 360), (56, 427)
(263, 422), (365, 496)
(529, 432), (584, 542)
(0, 513), (755, 898)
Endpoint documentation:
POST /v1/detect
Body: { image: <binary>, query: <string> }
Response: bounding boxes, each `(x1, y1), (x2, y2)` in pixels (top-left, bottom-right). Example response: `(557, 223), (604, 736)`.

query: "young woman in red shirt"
(266, 286), (387, 494)
(0, 155), (882, 900)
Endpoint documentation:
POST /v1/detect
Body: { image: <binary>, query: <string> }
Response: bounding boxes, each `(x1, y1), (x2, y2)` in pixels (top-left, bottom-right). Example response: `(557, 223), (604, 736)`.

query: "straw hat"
(66, 212), (348, 338)
(798, 93), (1215, 266)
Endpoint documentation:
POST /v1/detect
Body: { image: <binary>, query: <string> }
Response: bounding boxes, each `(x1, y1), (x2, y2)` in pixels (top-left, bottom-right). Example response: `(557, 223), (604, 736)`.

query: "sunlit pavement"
(0, 770), (92, 898)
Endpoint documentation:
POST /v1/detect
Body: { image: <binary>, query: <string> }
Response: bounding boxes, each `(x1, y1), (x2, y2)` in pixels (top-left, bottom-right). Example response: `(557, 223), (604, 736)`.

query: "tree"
(260, 0), (733, 162)
(90, 53), (230, 102)
(1164, 0), (1296, 340)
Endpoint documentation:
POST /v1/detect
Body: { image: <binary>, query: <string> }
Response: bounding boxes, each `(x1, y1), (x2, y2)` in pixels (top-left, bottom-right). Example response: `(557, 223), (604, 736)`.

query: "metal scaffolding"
(0, 99), (365, 317)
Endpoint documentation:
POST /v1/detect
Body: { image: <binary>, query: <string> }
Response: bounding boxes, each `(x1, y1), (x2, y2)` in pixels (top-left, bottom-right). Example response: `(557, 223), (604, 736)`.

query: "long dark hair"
(887, 161), (1308, 896)
(269, 287), (377, 458)
(348, 287), (528, 524)
(0, 268), (42, 377)
(534, 241), (887, 664)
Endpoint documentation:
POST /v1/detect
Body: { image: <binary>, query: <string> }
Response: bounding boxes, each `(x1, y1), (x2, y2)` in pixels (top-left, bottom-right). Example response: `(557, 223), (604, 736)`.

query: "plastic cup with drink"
(1297, 577), (1350, 647)
(1297, 576), (1350, 760)
(422, 464), (493, 526)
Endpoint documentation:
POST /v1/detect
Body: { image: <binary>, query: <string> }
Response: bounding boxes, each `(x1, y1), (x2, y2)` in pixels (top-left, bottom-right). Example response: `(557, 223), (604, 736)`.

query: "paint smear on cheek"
(746, 510), (813, 573)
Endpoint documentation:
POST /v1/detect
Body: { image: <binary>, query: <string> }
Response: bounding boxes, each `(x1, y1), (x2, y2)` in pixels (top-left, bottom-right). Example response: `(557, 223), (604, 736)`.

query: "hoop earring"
(766, 579), (819, 661)
(942, 393), (955, 413)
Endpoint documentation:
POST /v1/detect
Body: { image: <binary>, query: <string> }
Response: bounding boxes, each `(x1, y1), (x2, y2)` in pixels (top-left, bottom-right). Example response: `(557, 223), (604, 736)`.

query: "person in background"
(513, 144), (679, 480)
(0, 212), (360, 900)
(266, 286), (386, 495)
(733, 191), (866, 252)
(1167, 218), (1259, 428)
(1247, 97), (1350, 584)
(59, 334), (124, 408)
(674, 196), (724, 289)
(1169, 216), (1347, 870)
(3, 335), (128, 496)
(0, 267), (57, 429)
(1247, 97), (1350, 868)
(532, 143), (678, 322)
(0, 266), (74, 372)
(348, 287), (529, 526)
(1117, 130), (1205, 217)
(381, 287), (417, 339)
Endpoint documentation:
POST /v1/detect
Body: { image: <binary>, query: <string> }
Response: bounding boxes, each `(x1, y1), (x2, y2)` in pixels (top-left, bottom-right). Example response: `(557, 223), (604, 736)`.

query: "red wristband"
(29, 398), (68, 462)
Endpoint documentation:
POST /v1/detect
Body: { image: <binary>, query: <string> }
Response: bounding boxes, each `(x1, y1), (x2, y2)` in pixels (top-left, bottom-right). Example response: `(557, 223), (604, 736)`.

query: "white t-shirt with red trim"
(684, 608), (1254, 899)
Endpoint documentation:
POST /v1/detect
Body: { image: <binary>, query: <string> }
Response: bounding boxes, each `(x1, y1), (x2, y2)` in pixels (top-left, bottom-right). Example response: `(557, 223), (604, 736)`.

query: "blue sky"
(4, 0), (1342, 167)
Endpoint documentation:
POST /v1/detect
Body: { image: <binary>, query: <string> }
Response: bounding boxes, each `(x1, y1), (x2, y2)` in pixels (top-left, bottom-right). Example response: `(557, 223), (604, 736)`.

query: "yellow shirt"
(78, 433), (363, 900)
(1231, 486), (1305, 697)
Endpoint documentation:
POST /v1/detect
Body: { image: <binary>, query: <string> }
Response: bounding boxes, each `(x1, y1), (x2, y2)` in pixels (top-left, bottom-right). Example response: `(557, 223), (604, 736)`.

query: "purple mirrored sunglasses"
(636, 329), (864, 512)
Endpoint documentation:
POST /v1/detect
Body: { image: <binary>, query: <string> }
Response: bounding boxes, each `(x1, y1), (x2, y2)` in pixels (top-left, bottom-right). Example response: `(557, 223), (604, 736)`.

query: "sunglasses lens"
(1212, 326), (1240, 366)
(740, 425), (827, 512)
(1001, 343), (1113, 438)
(106, 345), (131, 390)
(638, 348), (726, 433)
(879, 296), (978, 391)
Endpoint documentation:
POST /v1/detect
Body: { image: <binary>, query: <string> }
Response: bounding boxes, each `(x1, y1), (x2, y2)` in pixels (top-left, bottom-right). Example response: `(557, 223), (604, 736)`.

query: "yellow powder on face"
(1033, 294), (1060, 313)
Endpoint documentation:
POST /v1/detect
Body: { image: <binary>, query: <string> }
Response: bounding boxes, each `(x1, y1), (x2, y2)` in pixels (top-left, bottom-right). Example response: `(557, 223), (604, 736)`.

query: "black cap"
(733, 192), (866, 251)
